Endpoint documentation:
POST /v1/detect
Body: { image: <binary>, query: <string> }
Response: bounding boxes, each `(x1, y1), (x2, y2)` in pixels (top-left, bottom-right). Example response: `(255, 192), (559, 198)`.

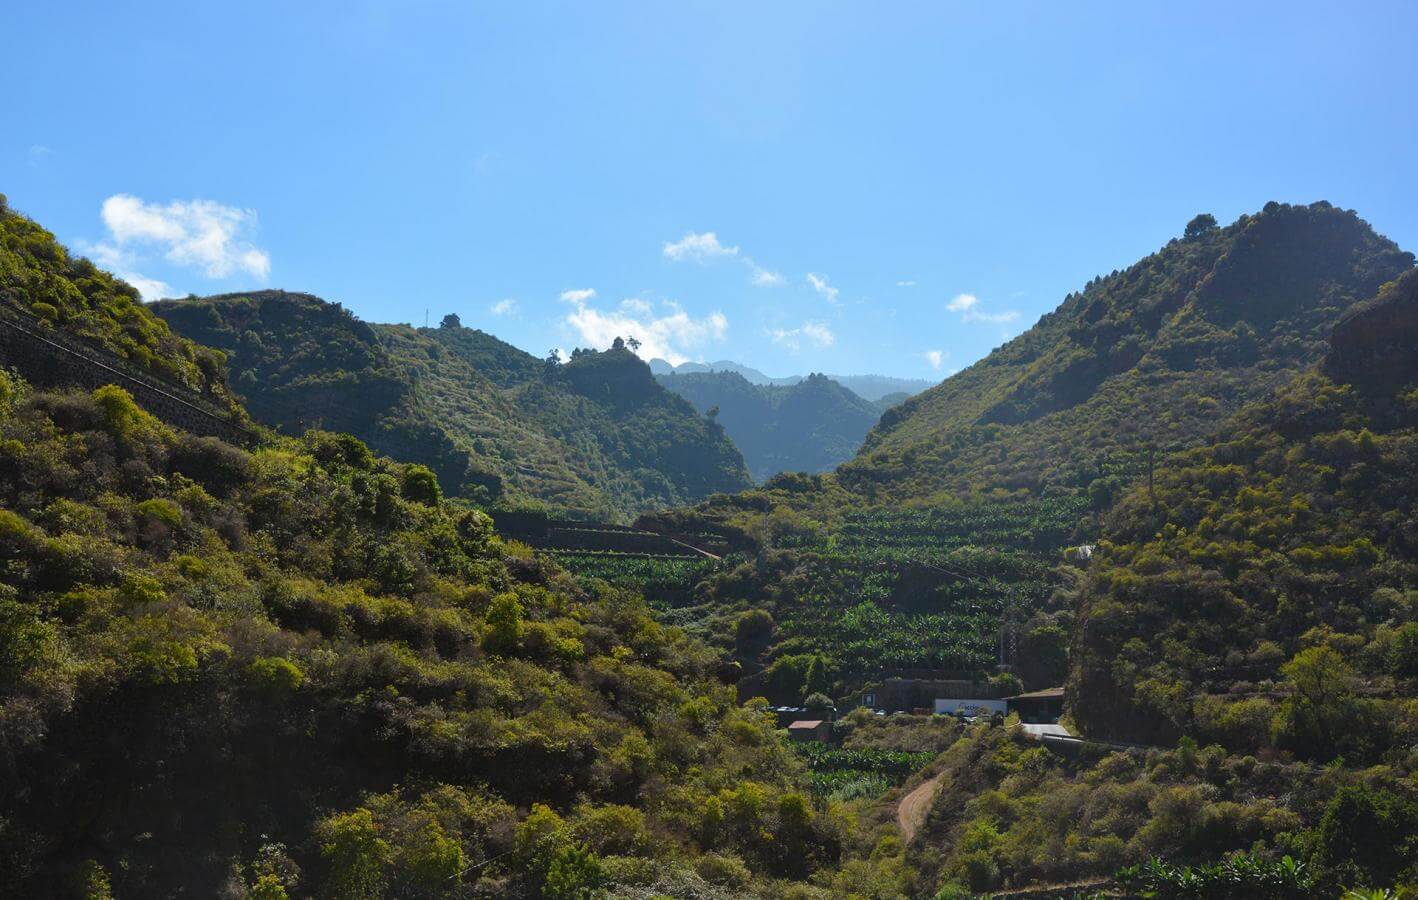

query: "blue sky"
(8, 2), (1417, 377)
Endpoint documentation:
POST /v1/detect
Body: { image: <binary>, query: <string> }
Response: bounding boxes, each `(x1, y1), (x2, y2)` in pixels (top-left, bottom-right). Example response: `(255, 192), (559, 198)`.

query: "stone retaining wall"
(0, 309), (254, 446)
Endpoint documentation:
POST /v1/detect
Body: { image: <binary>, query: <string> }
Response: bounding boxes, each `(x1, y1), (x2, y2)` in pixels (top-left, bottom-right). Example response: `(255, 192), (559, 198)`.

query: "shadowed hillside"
(153, 293), (751, 520)
(656, 370), (885, 481)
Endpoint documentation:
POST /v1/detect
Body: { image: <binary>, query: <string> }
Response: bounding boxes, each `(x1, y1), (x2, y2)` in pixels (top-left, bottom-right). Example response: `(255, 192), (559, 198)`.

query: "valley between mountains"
(0, 196), (1413, 897)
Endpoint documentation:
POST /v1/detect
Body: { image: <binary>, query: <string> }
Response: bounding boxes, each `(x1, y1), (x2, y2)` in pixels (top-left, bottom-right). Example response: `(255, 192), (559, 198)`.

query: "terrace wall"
(0, 308), (254, 445)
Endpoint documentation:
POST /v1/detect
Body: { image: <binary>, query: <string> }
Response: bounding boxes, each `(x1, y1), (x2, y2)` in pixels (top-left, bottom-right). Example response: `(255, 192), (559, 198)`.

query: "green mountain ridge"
(152, 292), (751, 521)
(655, 370), (886, 482)
(842, 202), (1415, 503)
(1071, 266), (1418, 748)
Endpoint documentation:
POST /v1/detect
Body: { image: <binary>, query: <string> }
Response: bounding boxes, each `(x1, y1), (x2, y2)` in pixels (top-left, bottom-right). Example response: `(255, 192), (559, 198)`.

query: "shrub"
(401, 465), (442, 505)
(570, 804), (652, 857)
(136, 498), (183, 529)
(735, 609), (774, 644)
(248, 656), (305, 695)
(318, 808), (390, 900)
(695, 852), (752, 887)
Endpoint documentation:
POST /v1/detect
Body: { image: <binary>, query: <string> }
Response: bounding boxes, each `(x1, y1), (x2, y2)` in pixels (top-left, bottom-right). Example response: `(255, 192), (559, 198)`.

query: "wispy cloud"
(947, 292), (1019, 324)
(560, 288), (597, 304)
(924, 349), (946, 369)
(768, 320), (835, 351)
(896, 280), (917, 288)
(749, 262), (785, 286)
(806, 272), (839, 304)
(664, 230), (782, 287)
(490, 298), (518, 316)
(562, 293), (727, 365)
(27, 145), (51, 167)
(663, 231), (739, 262)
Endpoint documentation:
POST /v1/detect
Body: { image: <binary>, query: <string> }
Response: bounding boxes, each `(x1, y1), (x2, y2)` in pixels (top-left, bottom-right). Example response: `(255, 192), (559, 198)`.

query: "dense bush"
(0, 378), (835, 896)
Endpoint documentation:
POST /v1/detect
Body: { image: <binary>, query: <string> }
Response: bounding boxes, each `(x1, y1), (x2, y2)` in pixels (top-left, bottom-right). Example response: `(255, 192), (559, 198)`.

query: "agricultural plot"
(761, 497), (1090, 679)
(549, 550), (722, 606)
(792, 742), (937, 801)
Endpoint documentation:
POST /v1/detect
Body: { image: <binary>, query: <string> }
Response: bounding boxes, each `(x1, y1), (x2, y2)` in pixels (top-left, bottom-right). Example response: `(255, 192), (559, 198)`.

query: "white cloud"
(123, 272), (174, 302)
(560, 288), (597, 304)
(896, 280), (917, 287)
(924, 349), (945, 369)
(663, 231), (738, 262)
(768, 320), (835, 351)
(664, 230), (782, 288)
(490, 299), (518, 316)
(749, 262), (785, 286)
(99, 194), (270, 279)
(806, 272), (839, 304)
(947, 292), (1019, 324)
(27, 145), (51, 167)
(562, 293), (727, 365)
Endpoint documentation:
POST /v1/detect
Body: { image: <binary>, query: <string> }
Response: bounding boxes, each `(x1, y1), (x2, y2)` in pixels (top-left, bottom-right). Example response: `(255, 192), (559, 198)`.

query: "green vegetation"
(0, 194), (236, 407)
(6, 194), (1417, 897)
(549, 551), (721, 607)
(793, 742), (938, 801)
(636, 494), (1086, 701)
(1072, 269), (1418, 756)
(841, 202), (1413, 504)
(152, 291), (751, 520)
(825, 722), (1413, 897)
(657, 370), (886, 482)
(1116, 854), (1313, 899)
(0, 373), (843, 896)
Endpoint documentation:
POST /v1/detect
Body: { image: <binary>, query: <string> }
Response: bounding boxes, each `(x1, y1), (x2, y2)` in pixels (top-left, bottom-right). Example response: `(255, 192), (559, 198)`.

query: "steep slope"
(842, 202), (1415, 503)
(0, 195), (236, 410)
(1071, 267), (1418, 751)
(0, 202), (835, 895)
(823, 272), (1418, 899)
(657, 370), (883, 481)
(0, 374), (841, 897)
(153, 292), (751, 520)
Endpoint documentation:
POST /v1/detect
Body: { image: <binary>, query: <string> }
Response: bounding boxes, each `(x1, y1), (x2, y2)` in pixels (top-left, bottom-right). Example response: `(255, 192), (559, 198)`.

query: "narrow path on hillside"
(895, 772), (943, 842)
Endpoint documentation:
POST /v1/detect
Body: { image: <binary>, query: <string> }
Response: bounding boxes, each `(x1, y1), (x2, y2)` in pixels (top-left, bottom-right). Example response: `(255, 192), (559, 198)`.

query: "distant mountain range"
(647, 358), (934, 402)
(654, 370), (892, 482)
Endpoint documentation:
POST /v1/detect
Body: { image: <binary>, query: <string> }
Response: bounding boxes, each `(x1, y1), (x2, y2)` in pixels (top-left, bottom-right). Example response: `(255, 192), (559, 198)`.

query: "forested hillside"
(0, 203), (838, 896)
(1072, 267), (1418, 749)
(870, 266), (1418, 900)
(842, 202), (1415, 504)
(656, 370), (884, 481)
(0, 376), (848, 897)
(0, 196), (236, 411)
(153, 293), (750, 520)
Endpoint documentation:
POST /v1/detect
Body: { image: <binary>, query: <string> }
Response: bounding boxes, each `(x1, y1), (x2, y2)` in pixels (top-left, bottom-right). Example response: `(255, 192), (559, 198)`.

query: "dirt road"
(895, 772), (942, 841)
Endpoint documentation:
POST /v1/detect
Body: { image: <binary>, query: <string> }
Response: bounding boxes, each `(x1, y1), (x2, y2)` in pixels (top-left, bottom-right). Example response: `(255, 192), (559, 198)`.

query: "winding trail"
(895, 772), (943, 841)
